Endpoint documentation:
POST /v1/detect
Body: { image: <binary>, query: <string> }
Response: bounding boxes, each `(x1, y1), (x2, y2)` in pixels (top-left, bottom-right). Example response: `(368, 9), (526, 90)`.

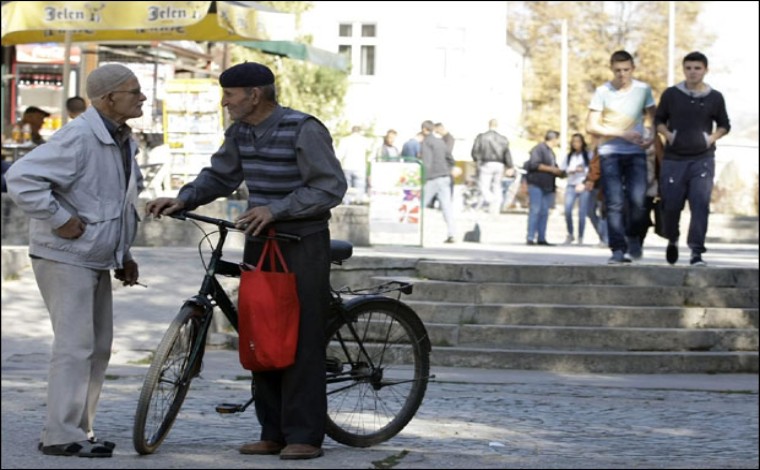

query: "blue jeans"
(600, 152), (647, 253)
(526, 184), (554, 243)
(586, 187), (608, 243)
(564, 184), (590, 240)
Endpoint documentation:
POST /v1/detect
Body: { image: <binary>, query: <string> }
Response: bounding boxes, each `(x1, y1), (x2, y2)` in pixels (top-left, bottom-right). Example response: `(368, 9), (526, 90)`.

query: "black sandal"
(40, 441), (113, 458)
(40, 442), (83, 456)
(78, 442), (113, 458)
(39, 438), (115, 452)
(88, 437), (116, 450)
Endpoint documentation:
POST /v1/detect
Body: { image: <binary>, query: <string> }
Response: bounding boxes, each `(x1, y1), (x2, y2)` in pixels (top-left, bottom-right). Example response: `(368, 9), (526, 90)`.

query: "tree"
(509, 1), (710, 141)
(230, 1), (349, 129)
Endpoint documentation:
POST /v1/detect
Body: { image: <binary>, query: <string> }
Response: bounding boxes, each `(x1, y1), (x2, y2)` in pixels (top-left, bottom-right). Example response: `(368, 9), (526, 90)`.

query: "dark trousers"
(659, 157), (715, 255)
(243, 229), (330, 446)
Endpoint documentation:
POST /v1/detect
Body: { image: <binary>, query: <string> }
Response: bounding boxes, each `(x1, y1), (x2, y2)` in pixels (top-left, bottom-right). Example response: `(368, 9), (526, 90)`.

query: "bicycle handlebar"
(169, 211), (301, 242)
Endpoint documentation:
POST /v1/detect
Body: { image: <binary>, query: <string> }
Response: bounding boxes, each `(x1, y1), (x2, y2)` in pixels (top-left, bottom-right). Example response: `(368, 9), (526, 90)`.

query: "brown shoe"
(280, 444), (324, 460)
(239, 440), (285, 455)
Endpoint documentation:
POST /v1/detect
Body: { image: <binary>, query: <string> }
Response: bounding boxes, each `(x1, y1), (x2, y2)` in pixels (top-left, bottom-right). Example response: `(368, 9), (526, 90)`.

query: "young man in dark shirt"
(655, 51), (731, 266)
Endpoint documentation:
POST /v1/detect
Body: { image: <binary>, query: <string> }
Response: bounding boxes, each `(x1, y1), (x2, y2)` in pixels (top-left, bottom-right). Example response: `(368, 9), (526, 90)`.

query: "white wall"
(303, 1), (523, 159)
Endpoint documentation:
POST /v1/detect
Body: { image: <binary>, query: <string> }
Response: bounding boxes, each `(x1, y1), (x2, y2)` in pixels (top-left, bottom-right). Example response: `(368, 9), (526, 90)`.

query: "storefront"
(6, 43), (81, 138)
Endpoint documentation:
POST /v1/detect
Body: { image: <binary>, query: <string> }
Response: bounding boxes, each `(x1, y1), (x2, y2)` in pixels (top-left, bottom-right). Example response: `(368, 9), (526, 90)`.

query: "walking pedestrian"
(420, 120), (457, 243)
(655, 51), (731, 266)
(145, 61), (347, 460)
(586, 50), (656, 264)
(584, 149), (609, 247)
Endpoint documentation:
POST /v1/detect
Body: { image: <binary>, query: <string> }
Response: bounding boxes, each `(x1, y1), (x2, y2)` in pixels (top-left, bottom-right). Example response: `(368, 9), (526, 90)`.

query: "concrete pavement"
(2, 244), (758, 468)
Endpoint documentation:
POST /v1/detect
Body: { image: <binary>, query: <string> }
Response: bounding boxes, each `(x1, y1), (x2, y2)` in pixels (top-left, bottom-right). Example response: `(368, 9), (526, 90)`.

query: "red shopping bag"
(237, 230), (300, 371)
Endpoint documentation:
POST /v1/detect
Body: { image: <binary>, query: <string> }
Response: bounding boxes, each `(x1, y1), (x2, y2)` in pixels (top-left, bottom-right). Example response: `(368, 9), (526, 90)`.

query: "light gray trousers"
(32, 258), (113, 446)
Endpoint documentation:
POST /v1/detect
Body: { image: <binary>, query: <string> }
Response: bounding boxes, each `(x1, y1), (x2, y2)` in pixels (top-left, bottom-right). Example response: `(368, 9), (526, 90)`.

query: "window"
(434, 26), (466, 79)
(361, 24), (376, 37)
(361, 46), (375, 75)
(338, 22), (376, 77)
(339, 45), (352, 70)
(339, 23), (352, 37)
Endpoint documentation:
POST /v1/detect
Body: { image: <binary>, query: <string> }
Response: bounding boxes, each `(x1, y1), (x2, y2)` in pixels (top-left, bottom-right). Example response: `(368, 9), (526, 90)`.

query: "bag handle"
(255, 228), (290, 273)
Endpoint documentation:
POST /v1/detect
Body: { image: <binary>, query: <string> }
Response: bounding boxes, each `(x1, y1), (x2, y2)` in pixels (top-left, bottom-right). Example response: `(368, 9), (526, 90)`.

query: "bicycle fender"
(182, 296), (213, 315)
(330, 295), (431, 353)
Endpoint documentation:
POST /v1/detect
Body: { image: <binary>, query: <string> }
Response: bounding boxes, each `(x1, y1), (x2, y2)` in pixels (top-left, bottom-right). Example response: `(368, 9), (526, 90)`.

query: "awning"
(1, 1), (296, 45)
(239, 40), (347, 72)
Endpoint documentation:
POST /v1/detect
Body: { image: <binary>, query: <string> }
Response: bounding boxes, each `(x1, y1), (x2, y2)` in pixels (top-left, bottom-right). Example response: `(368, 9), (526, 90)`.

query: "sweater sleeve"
(654, 88), (673, 128)
(713, 91), (731, 133)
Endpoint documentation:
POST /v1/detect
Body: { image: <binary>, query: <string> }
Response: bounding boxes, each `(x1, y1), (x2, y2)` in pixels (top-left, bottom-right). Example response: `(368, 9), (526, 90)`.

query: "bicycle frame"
(169, 212), (418, 406)
(134, 211), (432, 452)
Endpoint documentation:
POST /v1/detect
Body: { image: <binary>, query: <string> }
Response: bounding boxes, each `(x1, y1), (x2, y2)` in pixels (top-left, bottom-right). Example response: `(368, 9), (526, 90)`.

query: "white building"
(303, 1), (524, 159)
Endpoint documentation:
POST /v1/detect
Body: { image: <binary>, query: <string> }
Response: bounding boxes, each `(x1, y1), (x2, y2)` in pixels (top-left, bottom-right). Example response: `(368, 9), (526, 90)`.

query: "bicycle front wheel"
(325, 299), (431, 447)
(133, 304), (205, 455)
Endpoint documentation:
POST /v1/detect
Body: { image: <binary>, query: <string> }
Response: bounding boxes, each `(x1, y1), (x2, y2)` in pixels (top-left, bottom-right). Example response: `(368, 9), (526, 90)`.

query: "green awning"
(239, 40), (347, 72)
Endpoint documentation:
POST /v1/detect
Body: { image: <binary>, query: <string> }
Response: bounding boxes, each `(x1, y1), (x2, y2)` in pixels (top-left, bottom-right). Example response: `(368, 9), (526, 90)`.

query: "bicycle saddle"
(330, 240), (353, 264)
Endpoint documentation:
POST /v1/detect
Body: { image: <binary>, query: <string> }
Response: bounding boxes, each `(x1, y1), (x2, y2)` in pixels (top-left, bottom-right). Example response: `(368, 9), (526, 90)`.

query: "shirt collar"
(239, 105), (285, 139)
(96, 110), (132, 144)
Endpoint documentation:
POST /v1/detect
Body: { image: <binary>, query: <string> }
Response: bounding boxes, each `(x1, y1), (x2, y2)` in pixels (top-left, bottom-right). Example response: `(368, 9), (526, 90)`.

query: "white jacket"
(6, 107), (140, 270)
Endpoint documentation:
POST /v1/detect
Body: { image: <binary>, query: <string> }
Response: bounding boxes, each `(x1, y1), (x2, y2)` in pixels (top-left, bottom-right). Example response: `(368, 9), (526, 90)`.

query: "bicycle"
(132, 211), (433, 454)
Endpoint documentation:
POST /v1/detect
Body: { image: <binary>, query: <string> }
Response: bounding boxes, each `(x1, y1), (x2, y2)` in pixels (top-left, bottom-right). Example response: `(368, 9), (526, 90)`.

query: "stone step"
(415, 261), (759, 287)
(707, 215), (759, 244)
(409, 301), (759, 329)
(421, 204), (758, 245)
(441, 324), (758, 352)
(398, 279), (758, 308)
(428, 347), (759, 373)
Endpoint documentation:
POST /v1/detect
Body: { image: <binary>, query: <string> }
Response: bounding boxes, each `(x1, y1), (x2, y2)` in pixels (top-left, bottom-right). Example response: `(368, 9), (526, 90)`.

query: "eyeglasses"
(111, 88), (143, 96)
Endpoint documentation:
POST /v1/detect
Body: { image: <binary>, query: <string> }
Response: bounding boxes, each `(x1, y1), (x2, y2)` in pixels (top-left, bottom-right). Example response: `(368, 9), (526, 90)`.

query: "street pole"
(668, 1), (675, 85)
(61, 31), (72, 126)
(560, 19), (568, 157)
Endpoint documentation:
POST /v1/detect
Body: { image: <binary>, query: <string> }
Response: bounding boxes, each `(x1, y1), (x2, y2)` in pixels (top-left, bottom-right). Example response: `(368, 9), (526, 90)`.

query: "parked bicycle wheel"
(133, 304), (206, 455)
(324, 299), (431, 447)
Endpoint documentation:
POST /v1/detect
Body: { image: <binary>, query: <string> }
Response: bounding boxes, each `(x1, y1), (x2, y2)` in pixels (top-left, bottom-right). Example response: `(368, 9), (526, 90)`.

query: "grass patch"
(127, 352), (155, 365)
(372, 450), (409, 469)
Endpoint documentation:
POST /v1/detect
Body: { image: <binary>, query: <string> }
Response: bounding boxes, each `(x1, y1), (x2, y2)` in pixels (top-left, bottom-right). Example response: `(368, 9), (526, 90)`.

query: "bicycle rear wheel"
(324, 299), (431, 447)
(133, 304), (205, 455)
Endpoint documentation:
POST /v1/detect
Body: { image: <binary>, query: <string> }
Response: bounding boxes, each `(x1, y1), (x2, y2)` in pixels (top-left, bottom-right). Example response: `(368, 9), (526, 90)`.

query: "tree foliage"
(230, 1), (349, 127)
(509, 1), (710, 141)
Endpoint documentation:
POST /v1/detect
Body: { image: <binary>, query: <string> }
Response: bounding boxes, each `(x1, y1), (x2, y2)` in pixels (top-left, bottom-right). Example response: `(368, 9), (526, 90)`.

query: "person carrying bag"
(238, 229), (300, 372)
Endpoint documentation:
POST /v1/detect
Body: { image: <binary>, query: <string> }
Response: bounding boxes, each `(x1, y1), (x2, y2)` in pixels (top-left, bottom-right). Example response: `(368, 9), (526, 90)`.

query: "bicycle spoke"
(325, 300), (430, 446)
(134, 306), (202, 454)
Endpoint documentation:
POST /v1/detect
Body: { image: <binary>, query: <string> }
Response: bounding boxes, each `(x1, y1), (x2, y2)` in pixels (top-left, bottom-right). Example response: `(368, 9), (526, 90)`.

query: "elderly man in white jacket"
(6, 64), (145, 458)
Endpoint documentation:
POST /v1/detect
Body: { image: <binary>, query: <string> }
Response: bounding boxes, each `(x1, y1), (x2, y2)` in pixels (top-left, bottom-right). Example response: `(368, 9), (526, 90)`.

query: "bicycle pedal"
(215, 403), (243, 414)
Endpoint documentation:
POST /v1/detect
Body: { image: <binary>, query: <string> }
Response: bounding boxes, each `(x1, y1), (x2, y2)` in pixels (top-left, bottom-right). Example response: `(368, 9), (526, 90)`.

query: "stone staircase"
(387, 262), (759, 373)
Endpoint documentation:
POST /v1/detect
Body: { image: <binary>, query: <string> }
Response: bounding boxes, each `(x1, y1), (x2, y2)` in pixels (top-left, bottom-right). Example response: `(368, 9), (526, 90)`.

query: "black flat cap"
(219, 62), (275, 88)
(24, 106), (51, 117)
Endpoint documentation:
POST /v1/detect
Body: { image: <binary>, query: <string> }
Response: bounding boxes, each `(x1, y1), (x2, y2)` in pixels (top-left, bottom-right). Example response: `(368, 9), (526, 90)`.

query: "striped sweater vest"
(236, 109), (310, 207)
